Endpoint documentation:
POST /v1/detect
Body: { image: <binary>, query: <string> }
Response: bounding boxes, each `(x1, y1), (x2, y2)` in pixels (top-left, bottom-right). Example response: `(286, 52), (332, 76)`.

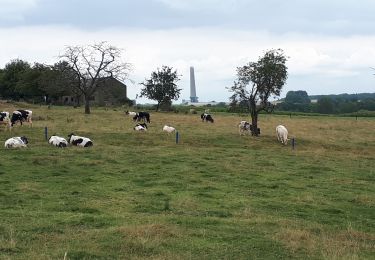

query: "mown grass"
(0, 103), (374, 259)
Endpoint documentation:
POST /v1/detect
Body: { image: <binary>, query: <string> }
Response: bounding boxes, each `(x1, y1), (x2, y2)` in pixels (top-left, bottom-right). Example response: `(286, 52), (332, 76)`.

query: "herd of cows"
(0, 109), (290, 148)
(127, 111), (290, 145)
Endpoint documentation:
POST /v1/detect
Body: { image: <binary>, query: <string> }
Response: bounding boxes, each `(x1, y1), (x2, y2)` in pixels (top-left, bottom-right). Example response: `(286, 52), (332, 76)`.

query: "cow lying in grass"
(201, 113), (214, 123)
(276, 125), (289, 145)
(0, 112), (11, 130)
(163, 125), (176, 133)
(5, 136), (28, 148)
(125, 111), (137, 116)
(11, 109), (32, 127)
(68, 133), (93, 147)
(238, 121), (251, 135)
(134, 123), (148, 131)
(49, 135), (68, 148)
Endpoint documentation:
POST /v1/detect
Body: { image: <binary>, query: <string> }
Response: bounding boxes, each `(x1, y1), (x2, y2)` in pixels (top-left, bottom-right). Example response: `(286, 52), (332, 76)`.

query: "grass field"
(0, 103), (374, 259)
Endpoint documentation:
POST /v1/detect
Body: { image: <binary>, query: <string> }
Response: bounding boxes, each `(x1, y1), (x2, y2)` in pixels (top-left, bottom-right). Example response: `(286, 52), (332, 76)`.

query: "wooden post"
(176, 131), (179, 144)
(292, 138), (296, 150)
(44, 127), (48, 140)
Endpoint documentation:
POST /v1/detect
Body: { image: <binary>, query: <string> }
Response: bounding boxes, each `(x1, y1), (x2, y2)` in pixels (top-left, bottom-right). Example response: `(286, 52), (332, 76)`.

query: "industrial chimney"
(190, 67), (198, 103)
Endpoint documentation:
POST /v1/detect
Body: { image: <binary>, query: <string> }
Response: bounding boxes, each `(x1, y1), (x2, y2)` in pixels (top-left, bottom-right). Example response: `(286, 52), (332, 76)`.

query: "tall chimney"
(190, 66), (198, 103)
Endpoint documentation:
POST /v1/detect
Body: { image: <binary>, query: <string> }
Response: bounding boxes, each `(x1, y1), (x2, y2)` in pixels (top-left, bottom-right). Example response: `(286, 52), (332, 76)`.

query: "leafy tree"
(140, 66), (181, 111)
(0, 59), (31, 100)
(285, 90), (310, 104)
(59, 42), (131, 114)
(229, 49), (288, 135)
(38, 61), (80, 105)
(316, 97), (334, 114)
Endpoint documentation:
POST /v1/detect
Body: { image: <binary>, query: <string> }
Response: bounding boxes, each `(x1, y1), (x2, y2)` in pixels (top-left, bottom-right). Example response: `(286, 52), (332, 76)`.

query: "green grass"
(0, 103), (374, 259)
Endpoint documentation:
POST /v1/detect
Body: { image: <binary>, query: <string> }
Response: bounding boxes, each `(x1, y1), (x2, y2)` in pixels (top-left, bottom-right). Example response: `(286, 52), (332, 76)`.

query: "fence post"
(292, 138), (296, 150)
(176, 131), (179, 144)
(44, 127), (48, 141)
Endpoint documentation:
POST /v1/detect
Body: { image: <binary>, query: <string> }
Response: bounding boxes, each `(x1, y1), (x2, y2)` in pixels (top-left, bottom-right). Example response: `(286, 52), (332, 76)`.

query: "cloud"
(0, 0), (40, 22)
(0, 25), (374, 102)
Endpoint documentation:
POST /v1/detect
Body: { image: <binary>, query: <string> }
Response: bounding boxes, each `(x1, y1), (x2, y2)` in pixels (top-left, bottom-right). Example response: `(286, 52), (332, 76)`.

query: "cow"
(133, 112), (150, 123)
(5, 136), (28, 148)
(11, 110), (32, 127)
(0, 112), (11, 130)
(276, 125), (288, 145)
(67, 133), (93, 147)
(134, 123), (148, 131)
(48, 135), (68, 148)
(238, 121), (260, 136)
(162, 125), (176, 133)
(201, 113), (214, 123)
(125, 111), (137, 116)
(238, 121), (251, 135)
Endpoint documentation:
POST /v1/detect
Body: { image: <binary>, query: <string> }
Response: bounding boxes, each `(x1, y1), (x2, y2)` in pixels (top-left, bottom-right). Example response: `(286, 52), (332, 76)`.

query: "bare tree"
(59, 42), (131, 114)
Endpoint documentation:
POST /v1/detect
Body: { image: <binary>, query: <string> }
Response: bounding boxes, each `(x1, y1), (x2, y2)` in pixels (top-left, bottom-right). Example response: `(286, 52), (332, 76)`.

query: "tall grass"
(0, 103), (374, 259)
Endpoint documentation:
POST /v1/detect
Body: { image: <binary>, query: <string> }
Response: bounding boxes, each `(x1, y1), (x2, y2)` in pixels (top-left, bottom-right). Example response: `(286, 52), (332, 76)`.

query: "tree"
(140, 66), (181, 111)
(0, 59), (31, 100)
(59, 42), (131, 114)
(38, 61), (80, 105)
(285, 90), (310, 104)
(316, 97), (334, 114)
(229, 49), (288, 136)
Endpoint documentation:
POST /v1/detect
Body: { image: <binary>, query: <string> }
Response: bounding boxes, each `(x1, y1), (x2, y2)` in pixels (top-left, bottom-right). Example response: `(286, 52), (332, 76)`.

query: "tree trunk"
(251, 113), (258, 136)
(84, 96), (91, 114)
(249, 100), (259, 136)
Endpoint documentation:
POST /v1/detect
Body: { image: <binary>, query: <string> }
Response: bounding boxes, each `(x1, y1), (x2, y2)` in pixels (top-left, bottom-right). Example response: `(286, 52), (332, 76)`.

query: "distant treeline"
(171, 90), (375, 116)
(274, 90), (375, 114)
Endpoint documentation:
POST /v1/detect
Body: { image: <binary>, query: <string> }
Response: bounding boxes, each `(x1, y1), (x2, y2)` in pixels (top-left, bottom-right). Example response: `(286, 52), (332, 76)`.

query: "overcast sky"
(1, 0), (374, 103)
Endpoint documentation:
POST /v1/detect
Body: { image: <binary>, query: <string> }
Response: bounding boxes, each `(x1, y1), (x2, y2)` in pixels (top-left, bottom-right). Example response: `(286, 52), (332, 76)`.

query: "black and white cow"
(5, 136), (28, 148)
(67, 133), (93, 147)
(239, 121), (251, 135)
(134, 123), (148, 131)
(201, 113), (214, 123)
(0, 111), (11, 129)
(133, 112), (150, 123)
(48, 135), (68, 148)
(11, 110), (32, 127)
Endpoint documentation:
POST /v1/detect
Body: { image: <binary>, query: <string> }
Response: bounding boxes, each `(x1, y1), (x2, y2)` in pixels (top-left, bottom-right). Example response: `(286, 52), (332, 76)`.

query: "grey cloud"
(0, 0), (374, 36)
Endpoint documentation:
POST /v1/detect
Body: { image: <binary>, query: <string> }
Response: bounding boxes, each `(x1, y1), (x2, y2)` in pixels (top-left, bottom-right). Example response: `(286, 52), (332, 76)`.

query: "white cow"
(238, 121), (251, 135)
(276, 125), (289, 145)
(49, 135), (68, 148)
(5, 136), (28, 148)
(162, 125), (176, 133)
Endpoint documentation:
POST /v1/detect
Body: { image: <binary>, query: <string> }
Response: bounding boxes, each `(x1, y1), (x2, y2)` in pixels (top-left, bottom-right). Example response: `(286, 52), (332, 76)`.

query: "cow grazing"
(68, 133), (93, 147)
(0, 112), (11, 129)
(201, 113), (214, 123)
(239, 121), (251, 135)
(134, 123), (148, 131)
(162, 125), (176, 133)
(133, 112), (150, 123)
(48, 135), (68, 148)
(125, 111), (137, 116)
(276, 125), (288, 145)
(5, 136), (28, 148)
(11, 110), (32, 127)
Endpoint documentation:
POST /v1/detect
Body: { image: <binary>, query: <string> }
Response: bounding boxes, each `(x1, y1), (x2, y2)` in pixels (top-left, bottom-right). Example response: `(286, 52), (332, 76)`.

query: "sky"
(0, 0), (374, 104)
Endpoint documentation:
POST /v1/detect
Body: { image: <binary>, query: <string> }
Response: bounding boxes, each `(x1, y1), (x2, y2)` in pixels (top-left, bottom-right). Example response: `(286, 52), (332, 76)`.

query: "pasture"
(0, 103), (374, 259)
